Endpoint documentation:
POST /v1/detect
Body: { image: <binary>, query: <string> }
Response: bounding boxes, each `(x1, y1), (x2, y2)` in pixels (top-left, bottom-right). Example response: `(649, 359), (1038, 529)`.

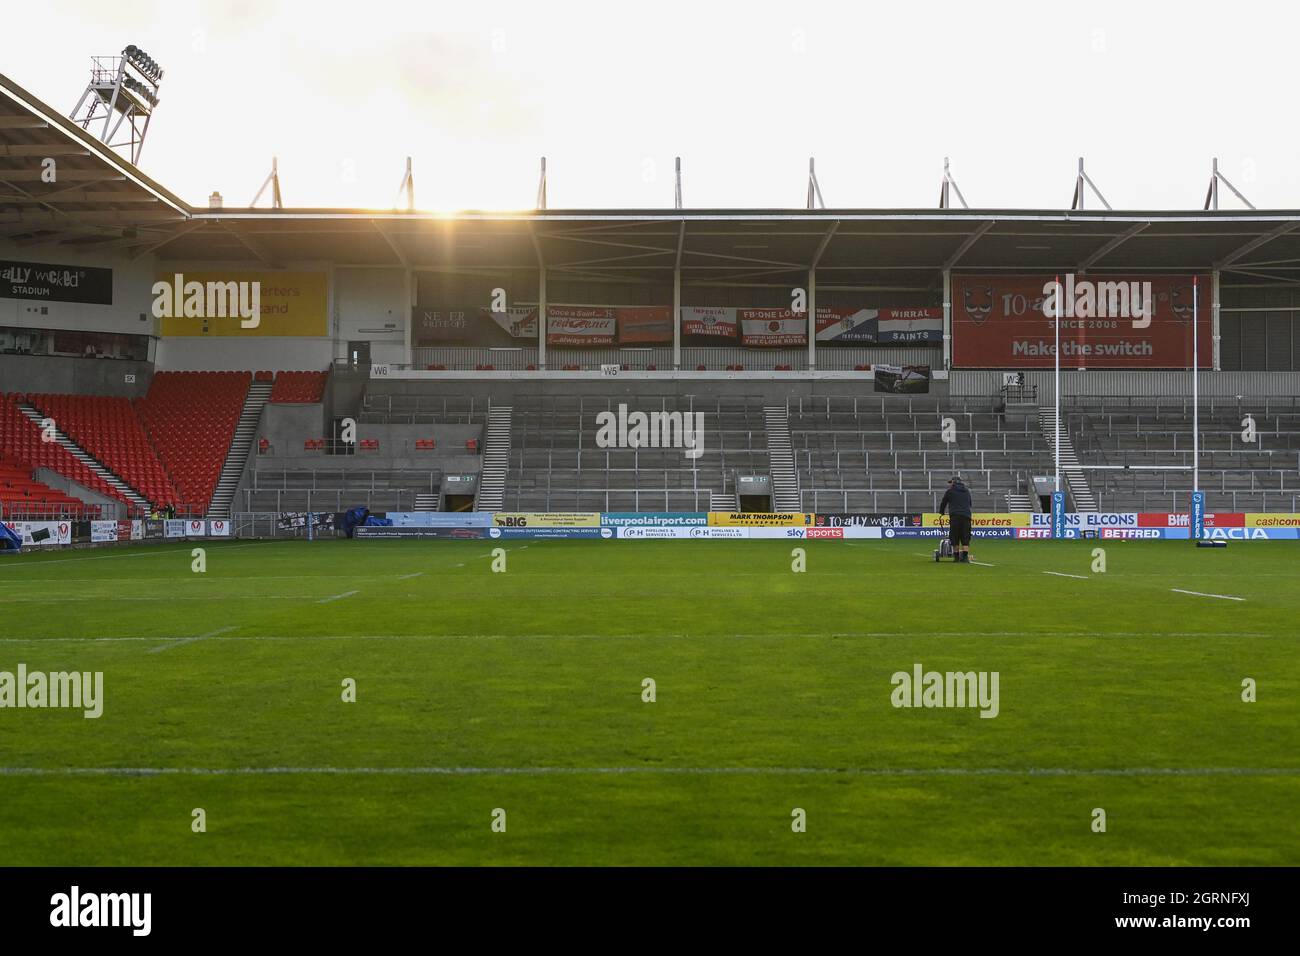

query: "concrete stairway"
(710, 491), (738, 511)
(1005, 492), (1035, 513)
(1038, 408), (1099, 512)
(475, 406), (513, 512)
(208, 378), (273, 517)
(16, 401), (151, 510)
(763, 406), (802, 511)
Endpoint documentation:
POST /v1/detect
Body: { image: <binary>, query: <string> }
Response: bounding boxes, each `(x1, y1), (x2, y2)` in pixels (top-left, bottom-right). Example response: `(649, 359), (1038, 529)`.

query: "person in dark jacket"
(938, 475), (973, 563)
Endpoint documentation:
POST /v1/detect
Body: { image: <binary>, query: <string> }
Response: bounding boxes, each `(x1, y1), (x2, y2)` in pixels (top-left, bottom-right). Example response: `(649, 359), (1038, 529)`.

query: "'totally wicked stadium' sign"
(952, 273), (1211, 368)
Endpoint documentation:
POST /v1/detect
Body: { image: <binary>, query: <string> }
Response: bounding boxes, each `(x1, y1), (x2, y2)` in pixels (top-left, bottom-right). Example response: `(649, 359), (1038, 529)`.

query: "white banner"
(90, 520), (118, 543)
(10, 520), (72, 546)
(207, 518), (232, 537)
(680, 306), (738, 339)
(739, 308), (807, 347)
(185, 519), (207, 537)
(164, 519), (187, 539)
(546, 306), (616, 345)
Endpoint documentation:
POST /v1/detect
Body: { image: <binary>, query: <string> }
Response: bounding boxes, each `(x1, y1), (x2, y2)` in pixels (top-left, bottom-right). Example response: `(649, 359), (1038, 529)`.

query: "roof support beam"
(1216, 221), (1300, 269)
(809, 219), (839, 269)
(1078, 221), (1149, 272)
(372, 220), (410, 267)
(943, 219), (995, 270)
(127, 220), (208, 260)
(0, 144), (90, 157)
(217, 221), (279, 266)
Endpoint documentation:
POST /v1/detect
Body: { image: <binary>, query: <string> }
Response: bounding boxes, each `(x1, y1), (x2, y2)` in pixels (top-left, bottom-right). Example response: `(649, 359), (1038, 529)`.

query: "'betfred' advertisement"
(952, 273), (1210, 368)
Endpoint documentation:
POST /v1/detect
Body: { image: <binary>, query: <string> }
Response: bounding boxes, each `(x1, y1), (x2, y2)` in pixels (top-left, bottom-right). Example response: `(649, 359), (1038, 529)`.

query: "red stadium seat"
(269, 371), (328, 403)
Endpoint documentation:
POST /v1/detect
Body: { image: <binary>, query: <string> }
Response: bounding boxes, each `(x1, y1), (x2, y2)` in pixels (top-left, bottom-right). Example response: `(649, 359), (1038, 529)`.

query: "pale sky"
(4, 0), (1297, 210)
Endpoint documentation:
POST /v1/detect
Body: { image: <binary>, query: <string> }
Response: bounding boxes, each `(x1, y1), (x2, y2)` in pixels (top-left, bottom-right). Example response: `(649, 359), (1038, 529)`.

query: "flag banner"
(815, 307), (942, 344)
(546, 306), (617, 346)
(739, 308), (808, 347)
(952, 273), (1211, 368)
(680, 306), (738, 340)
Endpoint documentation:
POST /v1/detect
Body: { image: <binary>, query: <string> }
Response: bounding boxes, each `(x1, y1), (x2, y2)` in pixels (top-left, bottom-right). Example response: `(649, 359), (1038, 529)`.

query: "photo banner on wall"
(951, 273), (1211, 368)
(158, 271), (328, 337)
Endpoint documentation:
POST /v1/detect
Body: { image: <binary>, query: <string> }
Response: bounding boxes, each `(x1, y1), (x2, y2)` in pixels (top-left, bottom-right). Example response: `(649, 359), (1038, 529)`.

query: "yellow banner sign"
(708, 512), (814, 527)
(1244, 513), (1300, 529)
(157, 271), (327, 337)
(922, 513), (1032, 528)
(492, 513), (602, 528)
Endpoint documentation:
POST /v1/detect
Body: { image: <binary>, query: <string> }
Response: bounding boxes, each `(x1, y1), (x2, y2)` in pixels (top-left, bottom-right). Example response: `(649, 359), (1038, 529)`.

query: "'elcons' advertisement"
(952, 273), (1211, 368)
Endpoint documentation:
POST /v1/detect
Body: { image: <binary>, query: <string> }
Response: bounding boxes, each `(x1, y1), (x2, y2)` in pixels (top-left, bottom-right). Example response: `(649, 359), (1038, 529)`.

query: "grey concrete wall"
(0, 355), (153, 397)
(33, 467), (124, 516)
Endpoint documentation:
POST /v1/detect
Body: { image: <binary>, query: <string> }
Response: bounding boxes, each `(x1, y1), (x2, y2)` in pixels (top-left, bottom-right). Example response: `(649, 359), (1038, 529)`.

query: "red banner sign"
(952, 273), (1211, 368)
(617, 306), (672, 344)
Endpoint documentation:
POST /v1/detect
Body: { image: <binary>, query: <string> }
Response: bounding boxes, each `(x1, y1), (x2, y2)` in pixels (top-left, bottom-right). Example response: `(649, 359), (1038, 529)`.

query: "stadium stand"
(0, 458), (98, 518)
(0, 394), (133, 510)
(240, 466), (445, 513)
(503, 394), (769, 512)
(788, 395), (1048, 513)
(134, 371), (252, 514)
(26, 392), (178, 507)
(1065, 397), (1300, 512)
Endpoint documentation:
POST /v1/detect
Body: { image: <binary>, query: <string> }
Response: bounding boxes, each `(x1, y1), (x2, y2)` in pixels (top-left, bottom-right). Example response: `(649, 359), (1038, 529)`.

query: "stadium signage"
(601, 513), (707, 526)
(0, 259), (113, 305)
(152, 273), (260, 328)
(492, 513), (601, 528)
(157, 271), (327, 337)
(952, 273), (1210, 368)
(0, 665), (103, 718)
(922, 513), (1030, 528)
(815, 513), (921, 527)
(890, 664), (999, 719)
(708, 512), (813, 527)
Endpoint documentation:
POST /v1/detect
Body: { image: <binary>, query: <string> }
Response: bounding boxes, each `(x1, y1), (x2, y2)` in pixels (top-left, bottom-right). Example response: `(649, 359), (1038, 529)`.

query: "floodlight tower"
(70, 45), (164, 165)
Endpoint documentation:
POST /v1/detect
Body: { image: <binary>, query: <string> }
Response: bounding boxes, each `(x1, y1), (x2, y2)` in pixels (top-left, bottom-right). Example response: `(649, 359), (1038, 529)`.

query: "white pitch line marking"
(317, 589), (360, 604)
(397, 572), (424, 580)
(148, 626), (238, 654)
(1043, 571), (1088, 580)
(0, 766), (1294, 778)
(969, 560), (996, 567)
(1171, 588), (1245, 602)
(0, 542), (265, 570)
(0, 629), (1280, 646)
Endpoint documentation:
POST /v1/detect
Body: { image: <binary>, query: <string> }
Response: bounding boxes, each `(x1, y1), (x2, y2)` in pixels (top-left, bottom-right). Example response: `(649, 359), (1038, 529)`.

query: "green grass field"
(0, 537), (1296, 866)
